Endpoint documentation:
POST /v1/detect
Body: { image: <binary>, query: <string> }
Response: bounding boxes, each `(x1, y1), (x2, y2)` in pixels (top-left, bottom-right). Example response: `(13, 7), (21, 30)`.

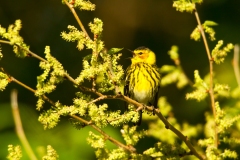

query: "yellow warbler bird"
(124, 46), (161, 125)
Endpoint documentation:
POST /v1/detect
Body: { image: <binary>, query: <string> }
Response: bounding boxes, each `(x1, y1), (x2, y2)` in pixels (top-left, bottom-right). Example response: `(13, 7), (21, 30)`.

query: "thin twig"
(8, 77), (54, 105)
(154, 110), (204, 160)
(10, 90), (38, 160)
(233, 44), (240, 89)
(0, 39), (12, 45)
(120, 95), (204, 159)
(63, 0), (90, 39)
(152, 151), (195, 158)
(65, 72), (105, 97)
(194, 7), (218, 148)
(0, 40), (47, 62)
(71, 115), (136, 152)
(10, 77), (36, 93)
(87, 95), (107, 105)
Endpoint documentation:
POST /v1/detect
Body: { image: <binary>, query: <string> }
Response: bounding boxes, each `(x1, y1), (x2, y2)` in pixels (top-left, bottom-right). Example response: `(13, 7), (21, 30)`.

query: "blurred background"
(0, 0), (240, 159)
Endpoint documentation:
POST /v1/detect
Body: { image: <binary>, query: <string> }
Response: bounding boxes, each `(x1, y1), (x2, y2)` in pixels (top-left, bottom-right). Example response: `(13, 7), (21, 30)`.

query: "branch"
(233, 44), (240, 89)
(71, 115), (136, 153)
(63, 0), (90, 40)
(154, 110), (205, 159)
(122, 98), (206, 159)
(194, 7), (218, 148)
(10, 90), (38, 160)
(83, 93), (206, 160)
(4, 71), (136, 153)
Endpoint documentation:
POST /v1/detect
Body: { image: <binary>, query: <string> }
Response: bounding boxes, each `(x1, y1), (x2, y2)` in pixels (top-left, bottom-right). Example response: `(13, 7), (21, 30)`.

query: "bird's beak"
(126, 48), (135, 57)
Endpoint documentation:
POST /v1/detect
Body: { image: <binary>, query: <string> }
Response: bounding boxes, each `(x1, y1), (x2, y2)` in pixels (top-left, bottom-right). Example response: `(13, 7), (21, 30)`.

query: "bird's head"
(129, 46), (156, 65)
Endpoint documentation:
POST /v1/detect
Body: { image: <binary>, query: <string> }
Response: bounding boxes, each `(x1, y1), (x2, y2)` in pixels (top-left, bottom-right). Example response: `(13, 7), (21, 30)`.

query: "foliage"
(1, 0), (240, 159)
(42, 145), (59, 160)
(7, 145), (22, 160)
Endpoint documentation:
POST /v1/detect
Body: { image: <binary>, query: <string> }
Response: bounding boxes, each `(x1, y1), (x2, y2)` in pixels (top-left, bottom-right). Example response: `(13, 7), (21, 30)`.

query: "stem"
(10, 90), (38, 160)
(0, 39), (11, 45)
(63, 0), (90, 40)
(123, 96), (205, 159)
(233, 44), (240, 89)
(0, 40), (47, 62)
(11, 77), (36, 93)
(154, 110), (205, 160)
(71, 115), (136, 152)
(194, 7), (218, 148)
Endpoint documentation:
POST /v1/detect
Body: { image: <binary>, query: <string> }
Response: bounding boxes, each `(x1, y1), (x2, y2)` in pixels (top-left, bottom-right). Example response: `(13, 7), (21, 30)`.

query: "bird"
(124, 46), (161, 125)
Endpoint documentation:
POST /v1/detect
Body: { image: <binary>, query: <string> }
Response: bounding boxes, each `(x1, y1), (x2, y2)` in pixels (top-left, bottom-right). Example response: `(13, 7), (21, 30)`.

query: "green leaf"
(192, 0), (203, 3)
(83, 54), (92, 61)
(107, 48), (123, 55)
(203, 20), (218, 26)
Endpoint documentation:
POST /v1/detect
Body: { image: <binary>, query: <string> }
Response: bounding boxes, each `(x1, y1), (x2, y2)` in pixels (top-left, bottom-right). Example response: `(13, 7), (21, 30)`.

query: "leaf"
(203, 20), (218, 26)
(107, 48), (123, 55)
(83, 54), (92, 61)
(192, 0), (203, 4)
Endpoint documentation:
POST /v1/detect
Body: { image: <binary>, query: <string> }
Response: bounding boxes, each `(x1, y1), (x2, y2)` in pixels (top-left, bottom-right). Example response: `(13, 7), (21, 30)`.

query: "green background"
(1, 0), (240, 159)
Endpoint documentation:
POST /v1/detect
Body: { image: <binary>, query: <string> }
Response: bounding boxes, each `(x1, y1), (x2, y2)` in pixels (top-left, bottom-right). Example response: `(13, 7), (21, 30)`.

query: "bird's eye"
(138, 52), (143, 55)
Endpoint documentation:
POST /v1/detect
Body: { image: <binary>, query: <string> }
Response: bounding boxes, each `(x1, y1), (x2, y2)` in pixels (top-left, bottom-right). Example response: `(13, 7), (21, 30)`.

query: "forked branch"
(194, 7), (218, 148)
